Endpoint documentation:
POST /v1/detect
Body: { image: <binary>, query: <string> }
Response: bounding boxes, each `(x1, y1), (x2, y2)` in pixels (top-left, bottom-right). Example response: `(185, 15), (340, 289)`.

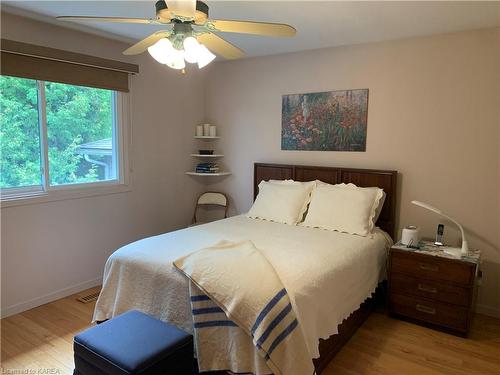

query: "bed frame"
(254, 163), (398, 374)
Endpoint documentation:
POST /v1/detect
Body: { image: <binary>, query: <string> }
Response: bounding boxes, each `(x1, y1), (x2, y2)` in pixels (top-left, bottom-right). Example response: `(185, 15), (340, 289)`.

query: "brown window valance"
(0, 39), (139, 92)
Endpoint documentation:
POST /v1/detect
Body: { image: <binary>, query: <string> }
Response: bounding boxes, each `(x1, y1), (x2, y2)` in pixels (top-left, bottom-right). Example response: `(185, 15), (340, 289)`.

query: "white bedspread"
(94, 215), (392, 359)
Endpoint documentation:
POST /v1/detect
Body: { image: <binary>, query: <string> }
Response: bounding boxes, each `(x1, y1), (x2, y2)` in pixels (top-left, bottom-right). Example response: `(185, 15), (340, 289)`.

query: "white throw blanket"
(174, 240), (315, 375)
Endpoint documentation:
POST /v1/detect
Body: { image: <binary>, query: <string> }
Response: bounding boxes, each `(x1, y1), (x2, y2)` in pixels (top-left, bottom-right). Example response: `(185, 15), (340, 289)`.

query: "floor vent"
(77, 291), (100, 304)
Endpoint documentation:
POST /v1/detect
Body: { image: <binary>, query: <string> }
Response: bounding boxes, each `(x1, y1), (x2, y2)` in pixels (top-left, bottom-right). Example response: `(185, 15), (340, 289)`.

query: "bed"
(94, 163), (398, 374)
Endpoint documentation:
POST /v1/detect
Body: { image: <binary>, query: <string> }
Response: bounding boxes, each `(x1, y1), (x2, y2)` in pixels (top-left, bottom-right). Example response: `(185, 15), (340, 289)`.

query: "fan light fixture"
(147, 36), (215, 70)
(57, 0), (296, 73)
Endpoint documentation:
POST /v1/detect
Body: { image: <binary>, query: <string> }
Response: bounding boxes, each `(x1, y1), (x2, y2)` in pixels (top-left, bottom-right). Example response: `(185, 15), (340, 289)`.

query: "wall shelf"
(190, 154), (224, 158)
(194, 136), (220, 140)
(185, 172), (231, 177)
(190, 128), (229, 179)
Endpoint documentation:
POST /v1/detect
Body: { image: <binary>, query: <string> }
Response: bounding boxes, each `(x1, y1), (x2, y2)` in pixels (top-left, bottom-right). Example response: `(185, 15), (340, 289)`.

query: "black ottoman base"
(74, 352), (194, 375)
(73, 310), (193, 375)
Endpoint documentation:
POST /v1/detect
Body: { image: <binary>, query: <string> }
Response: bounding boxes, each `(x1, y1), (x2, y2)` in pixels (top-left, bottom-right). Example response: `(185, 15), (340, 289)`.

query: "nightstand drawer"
(391, 250), (474, 285)
(389, 293), (468, 332)
(390, 272), (471, 307)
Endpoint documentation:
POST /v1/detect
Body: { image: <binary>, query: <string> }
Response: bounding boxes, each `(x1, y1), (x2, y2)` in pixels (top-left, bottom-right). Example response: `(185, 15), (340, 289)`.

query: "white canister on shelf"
(209, 125), (217, 137)
(196, 125), (203, 137)
(203, 123), (211, 136)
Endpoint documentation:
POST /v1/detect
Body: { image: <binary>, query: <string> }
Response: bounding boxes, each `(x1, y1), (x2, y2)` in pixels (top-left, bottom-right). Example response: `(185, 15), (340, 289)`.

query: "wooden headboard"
(254, 163), (398, 239)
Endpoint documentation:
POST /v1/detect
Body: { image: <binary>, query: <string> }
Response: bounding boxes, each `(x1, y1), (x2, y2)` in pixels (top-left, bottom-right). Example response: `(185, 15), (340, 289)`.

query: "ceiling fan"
(57, 0), (296, 71)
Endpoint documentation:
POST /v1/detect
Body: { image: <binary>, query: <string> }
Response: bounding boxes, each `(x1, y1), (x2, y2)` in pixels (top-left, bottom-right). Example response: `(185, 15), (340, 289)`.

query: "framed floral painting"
(281, 89), (368, 151)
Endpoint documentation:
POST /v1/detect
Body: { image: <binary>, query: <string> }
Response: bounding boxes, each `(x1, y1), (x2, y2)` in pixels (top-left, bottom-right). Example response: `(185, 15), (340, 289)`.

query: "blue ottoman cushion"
(74, 310), (193, 375)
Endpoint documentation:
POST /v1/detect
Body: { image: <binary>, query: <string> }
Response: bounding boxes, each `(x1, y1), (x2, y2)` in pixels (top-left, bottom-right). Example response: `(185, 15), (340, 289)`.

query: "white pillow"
(373, 190), (386, 223)
(302, 183), (384, 236)
(315, 180), (386, 227)
(248, 181), (314, 225)
(263, 179), (316, 221)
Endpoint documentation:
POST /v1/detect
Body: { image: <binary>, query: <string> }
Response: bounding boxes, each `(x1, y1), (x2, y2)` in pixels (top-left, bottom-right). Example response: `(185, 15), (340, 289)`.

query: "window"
(0, 76), (41, 190)
(0, 76), (125, 200)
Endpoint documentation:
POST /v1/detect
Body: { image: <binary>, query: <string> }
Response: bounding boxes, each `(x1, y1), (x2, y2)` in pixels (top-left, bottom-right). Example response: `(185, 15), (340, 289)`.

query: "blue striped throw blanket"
(174, 240), (315, 375)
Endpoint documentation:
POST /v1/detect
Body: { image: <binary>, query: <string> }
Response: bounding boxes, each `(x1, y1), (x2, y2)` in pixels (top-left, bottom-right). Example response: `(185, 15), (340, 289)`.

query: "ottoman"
(73, 310), (193, 375)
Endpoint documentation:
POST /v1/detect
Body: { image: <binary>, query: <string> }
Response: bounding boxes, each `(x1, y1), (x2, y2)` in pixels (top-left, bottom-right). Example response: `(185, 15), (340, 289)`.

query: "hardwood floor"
(1, 287), (500, 375)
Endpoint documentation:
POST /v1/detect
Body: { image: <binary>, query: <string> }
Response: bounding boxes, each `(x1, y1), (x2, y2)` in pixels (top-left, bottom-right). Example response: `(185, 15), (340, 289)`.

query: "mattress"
(94, 215), (392, 359)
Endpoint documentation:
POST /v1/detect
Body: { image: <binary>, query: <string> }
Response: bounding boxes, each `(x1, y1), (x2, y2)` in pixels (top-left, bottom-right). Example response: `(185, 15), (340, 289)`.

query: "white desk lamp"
(411, 200), (468, 256)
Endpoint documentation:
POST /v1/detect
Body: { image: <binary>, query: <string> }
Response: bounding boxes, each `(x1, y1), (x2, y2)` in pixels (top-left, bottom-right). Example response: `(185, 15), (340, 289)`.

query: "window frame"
(0, 79), (131, 207)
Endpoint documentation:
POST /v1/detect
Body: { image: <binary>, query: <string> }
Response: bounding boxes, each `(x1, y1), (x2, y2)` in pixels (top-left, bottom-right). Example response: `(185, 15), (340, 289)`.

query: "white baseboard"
(1, 277), (102, 318)
(476, 303), (500, 319)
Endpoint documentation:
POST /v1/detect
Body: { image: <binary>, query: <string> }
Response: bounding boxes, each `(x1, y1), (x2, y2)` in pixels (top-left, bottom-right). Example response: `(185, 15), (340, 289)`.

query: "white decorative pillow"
(263, 179), (316, 221)
(302, 183), (384, 236)
(248, 181), (314, 225)
(373, 190), (386, 223)
(314, 180), (386, 228)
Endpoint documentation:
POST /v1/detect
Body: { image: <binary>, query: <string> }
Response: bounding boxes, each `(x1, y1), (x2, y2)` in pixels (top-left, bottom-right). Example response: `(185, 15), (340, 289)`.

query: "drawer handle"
(417, 283), (437, 293)
(419, 263), (439, 272)
(416, 304), (436, 315)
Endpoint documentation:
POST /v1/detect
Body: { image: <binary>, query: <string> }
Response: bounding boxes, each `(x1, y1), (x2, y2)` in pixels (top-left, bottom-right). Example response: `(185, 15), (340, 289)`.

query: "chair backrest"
(197, 192), (228, 206)
(192, 192), (228, 224)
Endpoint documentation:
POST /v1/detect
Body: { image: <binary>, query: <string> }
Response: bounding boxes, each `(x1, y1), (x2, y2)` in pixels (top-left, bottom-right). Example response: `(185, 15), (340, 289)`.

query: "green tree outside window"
(0, 76), (117, 190)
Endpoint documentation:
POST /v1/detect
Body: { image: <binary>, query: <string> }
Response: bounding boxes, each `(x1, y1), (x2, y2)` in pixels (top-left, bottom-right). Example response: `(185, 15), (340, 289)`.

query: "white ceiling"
(3, 1), (500, 58)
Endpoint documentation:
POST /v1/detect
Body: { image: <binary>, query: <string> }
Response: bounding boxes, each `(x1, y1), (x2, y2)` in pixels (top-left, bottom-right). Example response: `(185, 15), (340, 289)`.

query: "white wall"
(2, 14), (499, 319)
(205, 28), (500, 316)
(0, 13), (207, 316)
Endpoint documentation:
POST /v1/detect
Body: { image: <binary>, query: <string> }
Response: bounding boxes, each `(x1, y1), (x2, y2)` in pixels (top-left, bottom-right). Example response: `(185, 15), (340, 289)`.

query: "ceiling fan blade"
(123, 31), (171, 55)
(165, 0), (196, 18)
(197, 33), (244, 60)
(207, 19), (296, 37)
(57, 16), (162, 25)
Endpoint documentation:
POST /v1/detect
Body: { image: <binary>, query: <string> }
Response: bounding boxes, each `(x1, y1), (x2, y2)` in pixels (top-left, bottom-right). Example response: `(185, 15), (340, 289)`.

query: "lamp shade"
(197, 44), (216, 69)
(148, 36), (215, 71)
(183, 36), (201, 64)
(411, 200), (443, 215)
(147, 38), (174, 65)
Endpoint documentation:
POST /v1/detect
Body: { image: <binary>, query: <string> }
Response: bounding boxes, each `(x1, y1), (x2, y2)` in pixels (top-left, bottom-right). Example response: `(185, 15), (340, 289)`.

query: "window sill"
(0, 182), (132, 209)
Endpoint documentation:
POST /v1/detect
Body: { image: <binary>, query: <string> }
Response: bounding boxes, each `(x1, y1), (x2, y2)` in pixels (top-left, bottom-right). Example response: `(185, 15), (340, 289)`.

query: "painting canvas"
(281, 89), (369, 151)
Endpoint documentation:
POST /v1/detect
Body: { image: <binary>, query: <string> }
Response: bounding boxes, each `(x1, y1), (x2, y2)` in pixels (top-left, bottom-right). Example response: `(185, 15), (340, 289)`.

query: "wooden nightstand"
(388, 243), (480, 337)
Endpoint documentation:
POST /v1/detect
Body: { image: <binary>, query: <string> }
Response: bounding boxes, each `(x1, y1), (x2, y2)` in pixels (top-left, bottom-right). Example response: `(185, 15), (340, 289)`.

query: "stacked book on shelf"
(196, 162), (220, 174)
